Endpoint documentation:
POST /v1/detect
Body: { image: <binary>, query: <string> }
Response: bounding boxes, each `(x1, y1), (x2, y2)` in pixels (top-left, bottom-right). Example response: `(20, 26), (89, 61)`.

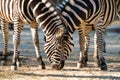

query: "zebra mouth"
(51, 60), (65, 70)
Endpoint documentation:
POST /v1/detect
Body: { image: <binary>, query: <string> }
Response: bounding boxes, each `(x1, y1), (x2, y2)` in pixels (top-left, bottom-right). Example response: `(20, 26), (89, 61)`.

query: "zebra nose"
(51, 60), (65, 70)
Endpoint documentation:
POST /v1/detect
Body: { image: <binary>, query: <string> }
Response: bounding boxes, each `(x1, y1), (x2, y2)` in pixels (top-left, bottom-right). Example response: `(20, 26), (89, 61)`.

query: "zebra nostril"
(51, 60), (65, 70)
(51, 63), (60, 70)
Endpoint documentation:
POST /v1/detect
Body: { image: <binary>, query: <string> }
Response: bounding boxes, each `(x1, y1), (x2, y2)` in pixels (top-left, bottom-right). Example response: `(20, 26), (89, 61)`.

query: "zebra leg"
(83, 29), (91, 67)
(95, 22), (107, 71)
(30, 22), (45, 69)
(1, 19), (9, 66)
(77, 28), (86, 68)
(93, 32), (106, 66)
(11, 20), (23, 70)
(93, 33), (100, 67)
(84, 25), (93, 67)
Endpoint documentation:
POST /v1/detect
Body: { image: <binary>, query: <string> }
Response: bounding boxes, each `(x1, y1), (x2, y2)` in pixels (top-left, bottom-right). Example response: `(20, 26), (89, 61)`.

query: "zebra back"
(0, 0), (34, 23)
(56, 0), (118, 30)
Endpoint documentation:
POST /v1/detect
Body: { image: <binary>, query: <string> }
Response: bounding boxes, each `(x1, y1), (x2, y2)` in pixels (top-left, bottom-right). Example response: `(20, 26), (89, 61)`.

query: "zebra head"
(44, 26), (74, 70)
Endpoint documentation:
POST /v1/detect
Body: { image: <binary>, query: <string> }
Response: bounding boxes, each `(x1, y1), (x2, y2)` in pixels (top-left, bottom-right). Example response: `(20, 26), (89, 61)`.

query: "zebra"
(85, 0), (120, 69)
(55, 0), (120, 70)
(0, 0), (74, 70)
(0, 0), (45, 69)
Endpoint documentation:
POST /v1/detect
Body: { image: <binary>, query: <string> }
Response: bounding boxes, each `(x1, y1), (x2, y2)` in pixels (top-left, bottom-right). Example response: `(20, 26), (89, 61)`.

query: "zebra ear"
(55, 27), (65, 39)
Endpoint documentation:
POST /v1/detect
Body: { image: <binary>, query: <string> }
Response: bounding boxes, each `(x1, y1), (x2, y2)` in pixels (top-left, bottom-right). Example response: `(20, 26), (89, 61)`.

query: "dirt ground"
(0, 21), (120, 80)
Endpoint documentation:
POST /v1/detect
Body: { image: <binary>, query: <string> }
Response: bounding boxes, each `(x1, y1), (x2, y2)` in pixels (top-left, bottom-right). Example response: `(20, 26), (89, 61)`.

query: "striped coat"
(0, 0), (73, 70)
(56, 0), (120, 70)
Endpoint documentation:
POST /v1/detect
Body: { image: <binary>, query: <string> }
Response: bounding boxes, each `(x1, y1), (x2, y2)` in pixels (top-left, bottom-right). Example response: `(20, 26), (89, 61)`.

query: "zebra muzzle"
(51, 60), (65, 70)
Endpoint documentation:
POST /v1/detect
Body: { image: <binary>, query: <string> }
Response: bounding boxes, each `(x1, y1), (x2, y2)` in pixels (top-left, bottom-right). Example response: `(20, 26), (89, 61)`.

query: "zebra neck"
(56, 0), (76, 33)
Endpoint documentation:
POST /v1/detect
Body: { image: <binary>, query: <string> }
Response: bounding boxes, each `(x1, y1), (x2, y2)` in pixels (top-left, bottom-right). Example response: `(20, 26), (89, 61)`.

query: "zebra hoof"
(83, 63), (88, 67)
(100, 65), (107, 71)
(41, 62), (46, 69)
(1, 61), (7, 66)
(39, 65), (45, 69)
(11, 66), (17, 70)
(99, 57), (107, 71)
(17, 61), (22, 67)
(77, 62), (84, 68)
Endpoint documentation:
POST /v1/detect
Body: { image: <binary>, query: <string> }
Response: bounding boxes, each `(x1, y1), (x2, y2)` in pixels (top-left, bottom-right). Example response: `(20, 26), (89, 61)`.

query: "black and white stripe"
(0, 0), (45, 70)
(56, 0), (120, 70)
(116, 0), (120, 18)
(0, 0), (74, 70)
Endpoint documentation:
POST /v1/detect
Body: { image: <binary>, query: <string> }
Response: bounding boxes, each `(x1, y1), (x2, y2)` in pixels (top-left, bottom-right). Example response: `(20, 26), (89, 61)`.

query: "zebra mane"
(56, 9), (68, 31)
(48, 0), (68, 31)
